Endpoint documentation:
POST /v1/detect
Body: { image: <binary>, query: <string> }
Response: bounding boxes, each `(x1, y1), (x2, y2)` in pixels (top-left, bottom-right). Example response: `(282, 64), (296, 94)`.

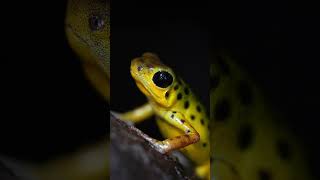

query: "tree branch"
(110, 114), (199, 180)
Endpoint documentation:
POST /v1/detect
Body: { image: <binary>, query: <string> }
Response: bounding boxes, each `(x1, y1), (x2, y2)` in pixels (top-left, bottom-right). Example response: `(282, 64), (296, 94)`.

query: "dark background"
(0, 1), (107, 162)
(0, 0), (318, 178)
(112, 1), (320, 178)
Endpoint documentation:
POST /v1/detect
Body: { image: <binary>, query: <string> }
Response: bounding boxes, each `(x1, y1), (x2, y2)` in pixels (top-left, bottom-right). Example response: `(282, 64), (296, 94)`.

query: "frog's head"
(65, 0), (110, 76)
(131, 52), (176, 107)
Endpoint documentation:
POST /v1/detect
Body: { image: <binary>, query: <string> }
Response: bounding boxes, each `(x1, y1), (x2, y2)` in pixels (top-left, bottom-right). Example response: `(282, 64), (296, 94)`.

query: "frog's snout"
(131, 58), (142, 70)
(130, 58), (146, 80)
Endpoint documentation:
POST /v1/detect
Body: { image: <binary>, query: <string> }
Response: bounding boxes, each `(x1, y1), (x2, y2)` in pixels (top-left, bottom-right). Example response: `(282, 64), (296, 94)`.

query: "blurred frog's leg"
(0, 140), (109, 180)
(195, 160), (210, 180)
(116, 103), (154, 123)
(82, 63), (109, 102)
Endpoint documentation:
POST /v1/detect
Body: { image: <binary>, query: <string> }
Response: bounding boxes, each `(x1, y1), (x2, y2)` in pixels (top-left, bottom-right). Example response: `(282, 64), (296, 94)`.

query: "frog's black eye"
(152, 71), (173, 88)
(89, 14), (105, 31)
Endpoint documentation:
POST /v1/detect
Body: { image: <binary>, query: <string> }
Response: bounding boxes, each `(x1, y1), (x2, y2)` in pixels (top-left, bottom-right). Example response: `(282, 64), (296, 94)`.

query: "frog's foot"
(143, 131), (200, 154)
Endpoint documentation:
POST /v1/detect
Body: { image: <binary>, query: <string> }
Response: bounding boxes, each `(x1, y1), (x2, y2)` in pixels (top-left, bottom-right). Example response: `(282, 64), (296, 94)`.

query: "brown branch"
(110, 114), (199, 180)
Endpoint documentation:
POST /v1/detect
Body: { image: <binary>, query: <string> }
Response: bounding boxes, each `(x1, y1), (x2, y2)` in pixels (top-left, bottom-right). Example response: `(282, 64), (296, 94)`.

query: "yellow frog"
(118, 52), (211, 179)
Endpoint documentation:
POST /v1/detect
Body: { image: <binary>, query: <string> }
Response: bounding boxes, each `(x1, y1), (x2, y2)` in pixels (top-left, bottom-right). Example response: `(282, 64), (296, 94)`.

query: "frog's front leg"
(143, 111), (200, 154)
(113, 103), (154, 123)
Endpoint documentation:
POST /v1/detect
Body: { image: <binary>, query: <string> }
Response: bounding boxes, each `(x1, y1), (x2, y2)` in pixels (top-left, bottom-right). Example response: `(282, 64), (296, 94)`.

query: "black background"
(0, 1), (107, 162)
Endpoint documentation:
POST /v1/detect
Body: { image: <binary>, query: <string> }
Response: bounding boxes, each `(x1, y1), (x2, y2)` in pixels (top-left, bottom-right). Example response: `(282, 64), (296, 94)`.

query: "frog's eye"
(152, 71), (173, 88)
(89, 14), (105, 31)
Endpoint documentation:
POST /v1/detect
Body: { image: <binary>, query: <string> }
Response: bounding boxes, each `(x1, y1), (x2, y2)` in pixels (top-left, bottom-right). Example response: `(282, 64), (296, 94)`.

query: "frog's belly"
(155, 117), (209, 165)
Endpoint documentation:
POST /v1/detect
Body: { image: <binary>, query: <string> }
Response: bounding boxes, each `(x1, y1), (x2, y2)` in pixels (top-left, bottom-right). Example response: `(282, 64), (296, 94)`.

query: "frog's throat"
(136, 81), (160, 100)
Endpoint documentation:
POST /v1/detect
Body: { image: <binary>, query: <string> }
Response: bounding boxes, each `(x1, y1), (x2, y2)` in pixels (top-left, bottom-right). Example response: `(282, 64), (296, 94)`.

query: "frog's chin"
(136, 79), (166, 103)
(135, 81), (154, 98)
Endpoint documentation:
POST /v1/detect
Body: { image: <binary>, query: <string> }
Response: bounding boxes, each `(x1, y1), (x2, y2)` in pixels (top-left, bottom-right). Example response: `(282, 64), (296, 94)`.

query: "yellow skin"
(210, 51), (315, 180)
(120, 52), (211, 179)
(65, 0), (110, 102)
